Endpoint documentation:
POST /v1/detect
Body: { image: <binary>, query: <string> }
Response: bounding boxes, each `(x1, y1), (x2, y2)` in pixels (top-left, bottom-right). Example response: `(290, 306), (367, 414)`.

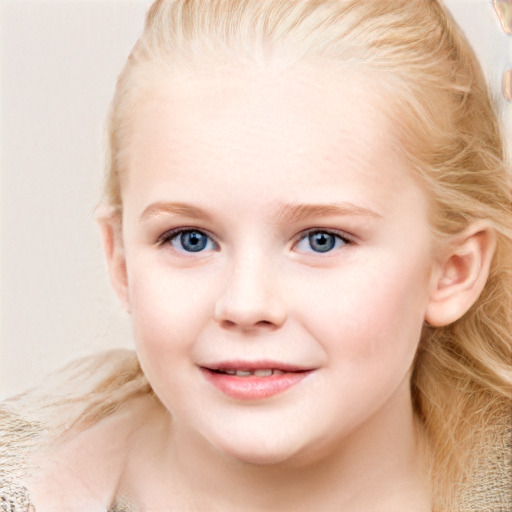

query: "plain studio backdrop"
(1, 0), (511, 399)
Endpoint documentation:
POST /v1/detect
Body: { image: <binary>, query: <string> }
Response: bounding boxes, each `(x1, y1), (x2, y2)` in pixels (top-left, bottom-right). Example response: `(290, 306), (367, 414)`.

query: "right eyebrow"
(275, 202), (382, 224)
(139, 201), (212, 222)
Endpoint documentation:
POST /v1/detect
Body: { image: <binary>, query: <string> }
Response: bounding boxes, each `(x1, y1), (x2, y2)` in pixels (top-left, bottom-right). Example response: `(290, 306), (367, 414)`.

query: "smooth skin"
(29, 62), (495, 512)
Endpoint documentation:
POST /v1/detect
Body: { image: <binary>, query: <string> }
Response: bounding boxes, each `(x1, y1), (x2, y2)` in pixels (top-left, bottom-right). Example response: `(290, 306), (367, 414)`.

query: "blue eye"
(295, 231), (348, 254)
(164, 229), (217, 253)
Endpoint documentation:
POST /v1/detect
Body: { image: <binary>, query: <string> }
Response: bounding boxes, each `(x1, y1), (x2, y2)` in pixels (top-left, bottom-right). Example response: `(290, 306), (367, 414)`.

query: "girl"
(1, 0), (510, 511)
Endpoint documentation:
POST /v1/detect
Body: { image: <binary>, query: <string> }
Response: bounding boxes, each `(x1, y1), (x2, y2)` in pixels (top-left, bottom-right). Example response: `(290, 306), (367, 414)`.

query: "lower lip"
(201, 368), (311, 400)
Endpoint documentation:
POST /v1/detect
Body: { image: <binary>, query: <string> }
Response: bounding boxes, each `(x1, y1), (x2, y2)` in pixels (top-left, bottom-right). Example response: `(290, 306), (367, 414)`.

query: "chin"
(223, 446), (297, 466)
(211, 431), (309, 467)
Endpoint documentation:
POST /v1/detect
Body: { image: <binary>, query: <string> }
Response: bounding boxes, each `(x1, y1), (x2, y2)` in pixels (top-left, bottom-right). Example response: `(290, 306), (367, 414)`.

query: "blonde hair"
(101, 0), (511, 509)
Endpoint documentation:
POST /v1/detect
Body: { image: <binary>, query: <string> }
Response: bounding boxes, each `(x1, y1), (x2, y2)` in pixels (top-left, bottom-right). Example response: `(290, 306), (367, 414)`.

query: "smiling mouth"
(203, 361), (312, 376)
(211, 368), (288, 377)
(200, 364), (313, 400)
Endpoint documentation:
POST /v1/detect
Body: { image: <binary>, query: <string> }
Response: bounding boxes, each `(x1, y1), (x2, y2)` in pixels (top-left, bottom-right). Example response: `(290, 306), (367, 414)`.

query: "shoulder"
(28, 393), (161, 512)
(0, 349), (154, 512)
(457, 419), (512, 512)
(27, 396), (150, 512)
(0, 406), (42, 511)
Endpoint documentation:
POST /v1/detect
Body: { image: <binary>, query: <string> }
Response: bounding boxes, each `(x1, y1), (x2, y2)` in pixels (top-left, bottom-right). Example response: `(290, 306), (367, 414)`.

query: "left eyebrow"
(139, 201), (213, 222)
(274, 203), (382, 224)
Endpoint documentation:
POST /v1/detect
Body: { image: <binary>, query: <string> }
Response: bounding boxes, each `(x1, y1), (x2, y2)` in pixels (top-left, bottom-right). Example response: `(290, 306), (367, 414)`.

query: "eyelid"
(291, 228), (357, 257)
(155, 226), (355, 253)
(157, 226), (220, 249)
(294, 227), (356, 246)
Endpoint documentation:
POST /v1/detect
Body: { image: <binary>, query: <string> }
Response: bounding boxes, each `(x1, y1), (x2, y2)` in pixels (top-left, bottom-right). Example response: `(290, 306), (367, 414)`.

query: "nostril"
(219, 319), (237, 329)
(256, 320), (275, 328)
(217, 318), (279, 331)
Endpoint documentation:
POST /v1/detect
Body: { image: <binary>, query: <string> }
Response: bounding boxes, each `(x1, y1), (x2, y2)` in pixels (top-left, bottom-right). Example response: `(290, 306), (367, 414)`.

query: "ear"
(96, 206), (131, 313)
(425, 222), (496, 327)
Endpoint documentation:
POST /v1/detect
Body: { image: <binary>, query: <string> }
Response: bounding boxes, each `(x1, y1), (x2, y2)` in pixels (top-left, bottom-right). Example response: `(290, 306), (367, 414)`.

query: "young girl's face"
(115, 64), (438, 465)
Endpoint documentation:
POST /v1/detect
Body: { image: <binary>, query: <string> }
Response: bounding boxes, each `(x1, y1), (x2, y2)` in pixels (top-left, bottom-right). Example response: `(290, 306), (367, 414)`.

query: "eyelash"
(157, 228), (219, 253)
(293, 229), (354, 254)
(157, 227), (355, 255)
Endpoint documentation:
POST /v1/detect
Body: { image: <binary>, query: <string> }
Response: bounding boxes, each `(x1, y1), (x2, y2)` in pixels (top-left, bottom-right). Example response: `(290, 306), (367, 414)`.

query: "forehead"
(123, 63), (416, 214)
(130, 63), (396, 152)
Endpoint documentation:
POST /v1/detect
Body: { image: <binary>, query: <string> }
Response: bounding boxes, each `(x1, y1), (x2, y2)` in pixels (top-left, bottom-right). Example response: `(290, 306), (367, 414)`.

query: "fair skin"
(28, 62), (495, 512)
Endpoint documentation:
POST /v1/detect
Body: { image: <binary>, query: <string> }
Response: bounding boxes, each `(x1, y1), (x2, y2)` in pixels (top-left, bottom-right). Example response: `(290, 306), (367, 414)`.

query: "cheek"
(298, 254), (430, 364)
(294, 257), (431, 427)
(126, 264), (217, 376)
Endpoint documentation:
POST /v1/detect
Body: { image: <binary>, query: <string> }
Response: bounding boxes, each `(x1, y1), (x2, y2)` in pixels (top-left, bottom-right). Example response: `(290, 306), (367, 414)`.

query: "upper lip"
(200, 360), (314, 372)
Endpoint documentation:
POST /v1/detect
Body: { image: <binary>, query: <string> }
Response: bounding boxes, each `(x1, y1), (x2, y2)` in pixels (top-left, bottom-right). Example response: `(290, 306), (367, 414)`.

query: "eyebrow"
(275, 203), (382, 224)
(140, 202), (212, 222)
(140, 201), (381, 223)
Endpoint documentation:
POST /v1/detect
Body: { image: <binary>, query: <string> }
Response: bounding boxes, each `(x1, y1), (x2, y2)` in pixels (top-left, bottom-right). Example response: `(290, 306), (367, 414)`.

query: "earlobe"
(96, 208), (131, 313)
(425, 222), (496, 327)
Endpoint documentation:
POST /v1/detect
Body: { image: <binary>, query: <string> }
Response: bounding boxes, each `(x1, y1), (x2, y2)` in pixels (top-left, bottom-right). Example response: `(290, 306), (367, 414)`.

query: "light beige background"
(0, 0), (152, 398)
(1, 0), (510, 399)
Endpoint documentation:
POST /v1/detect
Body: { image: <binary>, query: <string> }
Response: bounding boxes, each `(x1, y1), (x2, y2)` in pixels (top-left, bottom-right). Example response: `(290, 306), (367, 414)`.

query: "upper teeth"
(221, 369), (284, 377)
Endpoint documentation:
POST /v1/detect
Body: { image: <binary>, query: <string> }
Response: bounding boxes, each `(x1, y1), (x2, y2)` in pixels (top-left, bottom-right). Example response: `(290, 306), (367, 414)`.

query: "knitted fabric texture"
(0, 409), (40, 512)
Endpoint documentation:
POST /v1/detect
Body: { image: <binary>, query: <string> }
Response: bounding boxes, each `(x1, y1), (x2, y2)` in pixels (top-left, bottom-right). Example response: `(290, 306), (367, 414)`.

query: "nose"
(214, 254), (287, 331)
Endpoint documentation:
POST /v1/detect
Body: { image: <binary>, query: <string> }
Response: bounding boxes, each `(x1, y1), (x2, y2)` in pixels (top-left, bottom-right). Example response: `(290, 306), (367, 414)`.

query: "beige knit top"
(0, 350), (510, 512)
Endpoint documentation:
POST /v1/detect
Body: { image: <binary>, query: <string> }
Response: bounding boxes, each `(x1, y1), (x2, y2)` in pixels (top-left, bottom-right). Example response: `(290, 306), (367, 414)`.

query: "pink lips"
(200, 361), (313, 400)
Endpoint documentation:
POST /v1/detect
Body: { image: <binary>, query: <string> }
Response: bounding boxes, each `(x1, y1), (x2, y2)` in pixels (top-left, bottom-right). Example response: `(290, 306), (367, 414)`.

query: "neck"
(120, 382), (432, 512)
